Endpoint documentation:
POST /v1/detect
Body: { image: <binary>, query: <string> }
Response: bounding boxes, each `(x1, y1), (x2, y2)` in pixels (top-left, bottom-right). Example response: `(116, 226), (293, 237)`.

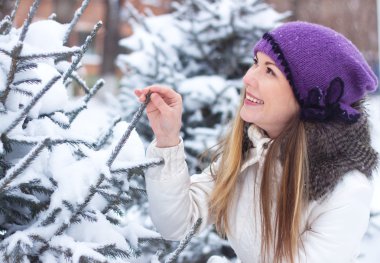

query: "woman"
(135, 21), (379, 263)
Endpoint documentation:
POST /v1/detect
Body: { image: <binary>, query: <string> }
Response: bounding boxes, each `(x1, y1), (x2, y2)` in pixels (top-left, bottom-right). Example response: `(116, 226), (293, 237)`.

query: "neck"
(264, 127), (282, 139)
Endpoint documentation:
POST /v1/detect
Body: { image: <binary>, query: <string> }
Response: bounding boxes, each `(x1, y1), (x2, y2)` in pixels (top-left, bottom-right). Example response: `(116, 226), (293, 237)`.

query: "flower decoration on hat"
(301, 77), (360, 123)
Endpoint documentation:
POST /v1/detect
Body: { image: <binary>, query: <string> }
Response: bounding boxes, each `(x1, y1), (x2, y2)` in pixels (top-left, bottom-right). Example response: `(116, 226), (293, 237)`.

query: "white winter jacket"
(145, 125), (373, 263)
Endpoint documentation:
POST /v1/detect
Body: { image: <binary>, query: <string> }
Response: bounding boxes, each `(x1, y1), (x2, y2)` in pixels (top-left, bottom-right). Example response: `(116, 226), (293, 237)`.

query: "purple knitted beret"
(254, 21), (378, 123)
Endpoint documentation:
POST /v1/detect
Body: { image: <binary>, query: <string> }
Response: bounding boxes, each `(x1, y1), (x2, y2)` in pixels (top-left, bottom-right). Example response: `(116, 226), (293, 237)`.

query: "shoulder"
(299, 171), (375, 262)
(311, 170), (374, 212)
(304, 170), (374, 241)
(327, 170), (373, 202)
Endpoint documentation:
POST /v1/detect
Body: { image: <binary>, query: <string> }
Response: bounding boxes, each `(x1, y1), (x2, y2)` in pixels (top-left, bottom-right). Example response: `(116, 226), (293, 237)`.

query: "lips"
(245, 91), (264, 104)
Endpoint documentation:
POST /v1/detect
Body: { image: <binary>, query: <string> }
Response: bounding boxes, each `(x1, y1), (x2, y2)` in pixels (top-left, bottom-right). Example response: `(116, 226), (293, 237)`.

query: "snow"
(0, 64), (7, 92)
(67, 212), (132, 250)
(6, 231), (33, 253)
(49, 145), (105, 205)
(48, 235), (108, 263)
(122, 220), (161, 249)
(178, 76), (227, 111)
(6, 63), (68, 117)
(50, 112), (70, 125)
(24, 20), (69, 52)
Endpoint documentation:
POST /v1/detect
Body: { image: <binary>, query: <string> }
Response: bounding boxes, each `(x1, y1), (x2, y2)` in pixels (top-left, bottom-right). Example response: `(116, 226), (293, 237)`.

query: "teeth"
(246, 95), (264, 104)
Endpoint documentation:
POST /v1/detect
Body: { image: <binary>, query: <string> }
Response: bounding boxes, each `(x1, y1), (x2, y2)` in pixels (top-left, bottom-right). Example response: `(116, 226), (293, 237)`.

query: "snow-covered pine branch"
(0, 0), (166, 262)
(165, 218), (203, 263)
(62, 0), (91, 45)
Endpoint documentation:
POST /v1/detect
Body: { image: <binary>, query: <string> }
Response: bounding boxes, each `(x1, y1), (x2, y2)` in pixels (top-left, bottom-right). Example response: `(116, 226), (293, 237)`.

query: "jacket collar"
(240, 125), (272, 172)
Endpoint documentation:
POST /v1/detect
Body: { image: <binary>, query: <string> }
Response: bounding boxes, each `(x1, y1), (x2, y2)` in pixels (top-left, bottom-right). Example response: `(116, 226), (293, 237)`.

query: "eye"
(252, 57), (258, 66)
(266, 67), (276, 76)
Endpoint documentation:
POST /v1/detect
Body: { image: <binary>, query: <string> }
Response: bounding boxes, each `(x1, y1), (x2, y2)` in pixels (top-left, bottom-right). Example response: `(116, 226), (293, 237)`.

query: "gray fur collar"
(243, 106), (378, 201)
(305, 109), (378, 200)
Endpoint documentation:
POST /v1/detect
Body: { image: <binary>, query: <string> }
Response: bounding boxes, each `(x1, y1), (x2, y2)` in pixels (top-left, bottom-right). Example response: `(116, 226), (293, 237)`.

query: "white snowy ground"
(88, 93), (380, 262)
(358, 94), (380, 263)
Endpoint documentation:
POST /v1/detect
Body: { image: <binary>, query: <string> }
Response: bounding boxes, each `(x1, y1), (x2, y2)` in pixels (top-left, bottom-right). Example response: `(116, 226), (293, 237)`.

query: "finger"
(150, 93), (171, 113)
(134, 89), (143, 100)
(146, 85), (177, 99)
(134, 89), (142, 96)
(134, 89), (148, 102)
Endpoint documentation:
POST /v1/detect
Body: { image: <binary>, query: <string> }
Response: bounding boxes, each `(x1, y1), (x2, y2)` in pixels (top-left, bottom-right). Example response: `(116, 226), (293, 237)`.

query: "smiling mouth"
(246, 93), (264, 104)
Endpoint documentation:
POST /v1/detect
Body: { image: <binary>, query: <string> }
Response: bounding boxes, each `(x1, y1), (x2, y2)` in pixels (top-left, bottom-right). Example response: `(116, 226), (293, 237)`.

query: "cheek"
(278, 96), (299, 120)
(264, 85), (299, 120)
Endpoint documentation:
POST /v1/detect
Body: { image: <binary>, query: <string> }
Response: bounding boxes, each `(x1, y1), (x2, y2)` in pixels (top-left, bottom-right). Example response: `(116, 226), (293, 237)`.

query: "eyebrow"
(265, 61), (276, 66)
(255, 56), (277, 67)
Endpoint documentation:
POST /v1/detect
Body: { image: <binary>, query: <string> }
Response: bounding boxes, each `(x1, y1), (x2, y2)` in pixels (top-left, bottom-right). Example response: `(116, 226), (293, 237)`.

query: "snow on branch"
(164, 218), (203, 263)
(0, 138), (49, 191)
(124, 2), (151, 33)
(18, 0), (41, 43)
(0, 17), (12, 35)
(107, 93), (152, 167)
(3, 42), (23, 102)
(65, 78), (104, 123)
(18, 48), (82, 60)
(63, 0), (92, 45)
(3, 75), (61, 134)
(62, 21), (102, 83)
(9, 0), (21, 24)
(111, 158), (164, 175)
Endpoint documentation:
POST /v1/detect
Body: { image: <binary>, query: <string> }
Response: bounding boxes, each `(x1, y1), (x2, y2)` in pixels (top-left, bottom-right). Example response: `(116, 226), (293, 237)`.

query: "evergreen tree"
(117, 0), (289, 173)
(0, 0), (173, 262)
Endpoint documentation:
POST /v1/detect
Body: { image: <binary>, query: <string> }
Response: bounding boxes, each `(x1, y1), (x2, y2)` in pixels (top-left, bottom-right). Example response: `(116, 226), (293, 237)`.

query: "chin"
(239, 108), (257, 124)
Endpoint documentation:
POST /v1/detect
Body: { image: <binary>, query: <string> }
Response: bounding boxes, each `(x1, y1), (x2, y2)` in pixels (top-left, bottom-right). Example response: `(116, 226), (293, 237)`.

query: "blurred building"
(2, 0), (379, 79)
(266, 0), (379, 73)
(8, 0), (172, 77)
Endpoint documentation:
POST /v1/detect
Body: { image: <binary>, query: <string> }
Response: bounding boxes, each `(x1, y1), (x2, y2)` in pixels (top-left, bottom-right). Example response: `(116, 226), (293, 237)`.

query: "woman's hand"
(134, 85), (182, 147)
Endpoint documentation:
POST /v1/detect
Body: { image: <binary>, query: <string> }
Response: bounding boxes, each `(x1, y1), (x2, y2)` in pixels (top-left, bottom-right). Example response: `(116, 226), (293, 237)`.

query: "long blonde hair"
(208, 95), (309, 263)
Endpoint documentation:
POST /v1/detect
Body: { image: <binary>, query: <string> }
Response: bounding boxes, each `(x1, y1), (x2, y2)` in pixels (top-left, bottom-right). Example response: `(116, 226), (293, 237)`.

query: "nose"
(243, 67), (259, 87)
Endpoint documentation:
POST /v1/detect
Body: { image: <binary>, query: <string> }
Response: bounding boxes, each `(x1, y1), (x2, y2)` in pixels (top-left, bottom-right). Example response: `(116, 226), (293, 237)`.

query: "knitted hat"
(254, 21), (378, 123)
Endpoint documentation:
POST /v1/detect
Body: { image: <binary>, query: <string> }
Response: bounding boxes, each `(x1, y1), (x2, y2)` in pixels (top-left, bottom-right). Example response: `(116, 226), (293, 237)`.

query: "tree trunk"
(53, 0), (77, 23)
(102, 0), (121, 75)
(292, 0), (299, 20)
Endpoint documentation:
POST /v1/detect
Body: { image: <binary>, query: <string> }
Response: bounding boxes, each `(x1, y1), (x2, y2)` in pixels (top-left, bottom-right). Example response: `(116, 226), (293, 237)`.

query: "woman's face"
(240, 52), (300, 138)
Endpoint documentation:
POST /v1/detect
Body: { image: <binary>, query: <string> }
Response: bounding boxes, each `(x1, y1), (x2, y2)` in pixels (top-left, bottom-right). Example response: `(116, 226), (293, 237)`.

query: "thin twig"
(0, 0), (20, 35)
(92, 117), (122, 150)
(1, 42), (23, 103)
(63, 0), (91, 45)
(3, 75), (61, 134)
(107, 92), (152, 167)
(68, 72), (90, 94)
(18, 0), (41, 43)
(66, 79), (104, 123)
(62, 21), (102, 83)
(9, 0), (21, 23)
(165, 218), (203, 263)
(48, 13), (57, 20)
(110, 159), (164, 175)
(0, 139), (49, 191)
(0, 17), (12, 35)
(124, 2), (151, 33)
